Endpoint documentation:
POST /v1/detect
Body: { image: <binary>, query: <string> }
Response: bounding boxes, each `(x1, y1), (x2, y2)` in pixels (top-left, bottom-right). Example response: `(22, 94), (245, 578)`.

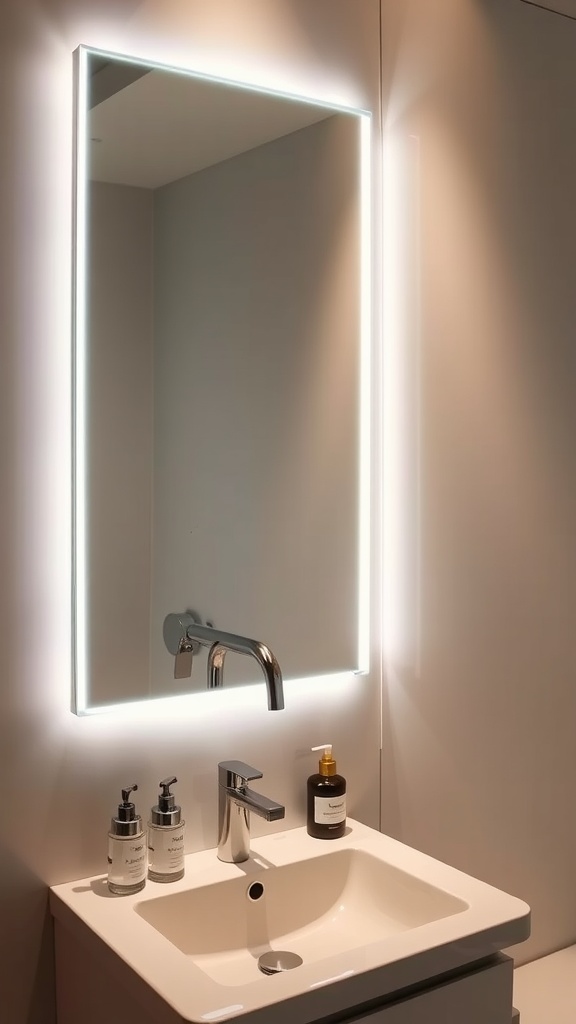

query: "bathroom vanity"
(50, 819), (529, 1024)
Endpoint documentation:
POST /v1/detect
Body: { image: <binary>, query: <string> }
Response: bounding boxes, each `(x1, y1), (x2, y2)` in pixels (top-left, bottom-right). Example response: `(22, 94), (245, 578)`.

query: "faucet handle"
(174, 636), (194, 679)
(218, 761), (263, 789)
(163, 612), (201, 678)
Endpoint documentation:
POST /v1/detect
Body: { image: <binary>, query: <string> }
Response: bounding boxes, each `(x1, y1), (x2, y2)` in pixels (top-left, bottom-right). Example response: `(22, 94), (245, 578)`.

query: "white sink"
(50, 819), (530, 1023)
(135, 846), (467, 987)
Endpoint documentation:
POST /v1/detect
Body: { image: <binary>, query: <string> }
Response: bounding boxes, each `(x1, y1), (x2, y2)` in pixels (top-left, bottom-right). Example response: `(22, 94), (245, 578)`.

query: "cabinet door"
(341, 955), (514, 1024)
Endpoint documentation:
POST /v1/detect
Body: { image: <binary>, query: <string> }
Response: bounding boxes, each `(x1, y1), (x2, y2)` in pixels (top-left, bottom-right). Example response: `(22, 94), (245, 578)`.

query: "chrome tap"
(207, 634), (284, 711)
(163, 613), (285, 711)
(217, 761), (285, 863)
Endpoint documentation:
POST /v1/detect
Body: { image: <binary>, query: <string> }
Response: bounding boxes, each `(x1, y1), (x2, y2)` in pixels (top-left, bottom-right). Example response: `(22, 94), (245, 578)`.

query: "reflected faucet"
(217, 761), (285, 863)
(163, 612), (285, 711)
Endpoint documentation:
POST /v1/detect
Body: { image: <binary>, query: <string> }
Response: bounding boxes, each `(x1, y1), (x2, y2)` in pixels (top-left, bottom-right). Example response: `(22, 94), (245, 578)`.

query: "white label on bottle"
(107, 835), (147, 887)
(147, 823), (185, 876)
(314, 795), (346, 825)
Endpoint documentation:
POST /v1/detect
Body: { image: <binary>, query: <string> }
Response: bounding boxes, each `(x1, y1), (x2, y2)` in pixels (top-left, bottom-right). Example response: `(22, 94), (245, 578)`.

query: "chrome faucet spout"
(209, 639), (284, 711)
(163, 613), (285, 710)
(217, 760), (285, 863)
(234, 786), (286, 822)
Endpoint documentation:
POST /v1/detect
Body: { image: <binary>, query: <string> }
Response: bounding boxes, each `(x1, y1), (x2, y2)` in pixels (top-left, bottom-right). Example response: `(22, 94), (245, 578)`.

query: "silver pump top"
(110, 784), (142, 837)
(150, 776), (181, 827)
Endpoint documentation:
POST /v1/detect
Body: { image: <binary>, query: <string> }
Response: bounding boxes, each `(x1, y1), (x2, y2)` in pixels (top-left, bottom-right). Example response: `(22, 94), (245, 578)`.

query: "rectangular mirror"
(73, 45), (370, 712)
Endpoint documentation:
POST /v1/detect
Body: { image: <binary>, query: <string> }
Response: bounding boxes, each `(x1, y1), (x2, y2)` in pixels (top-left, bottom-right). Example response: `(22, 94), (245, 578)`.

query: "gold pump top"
(311, 744), (337, 777)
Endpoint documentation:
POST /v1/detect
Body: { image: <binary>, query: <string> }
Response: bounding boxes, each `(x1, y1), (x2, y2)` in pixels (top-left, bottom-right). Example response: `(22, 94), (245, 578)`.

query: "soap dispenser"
(307, 744), (346, 839)
(147, 776), (185, 882)
(107, 784), (147, 895)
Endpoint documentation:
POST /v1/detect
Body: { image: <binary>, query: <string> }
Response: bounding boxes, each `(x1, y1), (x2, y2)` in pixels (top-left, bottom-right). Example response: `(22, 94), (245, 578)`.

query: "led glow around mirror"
(73, 45), (371, 714)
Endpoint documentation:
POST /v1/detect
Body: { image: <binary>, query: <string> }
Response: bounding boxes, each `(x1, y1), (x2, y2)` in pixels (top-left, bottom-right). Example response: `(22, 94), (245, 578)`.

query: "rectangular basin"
(135, 847), (467, 987)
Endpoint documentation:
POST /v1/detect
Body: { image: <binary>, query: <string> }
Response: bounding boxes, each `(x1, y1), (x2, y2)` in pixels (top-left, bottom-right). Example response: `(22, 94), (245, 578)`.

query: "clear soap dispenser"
(147, 776), (185, 882)
(307, 744), (347, 839)
(107, 784), (147, 895)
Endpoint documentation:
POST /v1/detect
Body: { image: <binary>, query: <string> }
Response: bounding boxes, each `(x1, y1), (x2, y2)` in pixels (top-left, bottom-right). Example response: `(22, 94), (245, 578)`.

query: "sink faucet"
(207, 634), (284, 711)
(217, 761), (285, 863)
(163, 613), (285, 711)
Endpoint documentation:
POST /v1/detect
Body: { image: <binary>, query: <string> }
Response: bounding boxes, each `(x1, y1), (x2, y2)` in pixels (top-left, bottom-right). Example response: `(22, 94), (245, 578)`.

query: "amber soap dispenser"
(307, 744), (346, 839)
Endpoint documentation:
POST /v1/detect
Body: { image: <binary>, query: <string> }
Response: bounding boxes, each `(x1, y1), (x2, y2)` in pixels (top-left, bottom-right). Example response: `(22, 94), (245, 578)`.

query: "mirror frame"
(71, 44), (372, 715)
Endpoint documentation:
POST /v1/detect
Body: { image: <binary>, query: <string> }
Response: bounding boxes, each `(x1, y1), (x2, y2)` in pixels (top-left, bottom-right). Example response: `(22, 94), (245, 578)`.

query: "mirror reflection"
(74, 47), (369, 712)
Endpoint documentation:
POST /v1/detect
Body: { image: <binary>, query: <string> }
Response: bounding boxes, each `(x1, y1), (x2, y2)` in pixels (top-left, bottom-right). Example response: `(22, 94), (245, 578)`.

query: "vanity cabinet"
(336, 955), (514, 1024)
(54, 916), (514, 1024)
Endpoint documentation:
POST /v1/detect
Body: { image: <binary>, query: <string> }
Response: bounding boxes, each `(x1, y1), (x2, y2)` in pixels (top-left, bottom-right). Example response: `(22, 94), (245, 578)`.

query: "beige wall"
(519, 0), (576, 18)
(0, 3), (381, 1023)
(380, 0), (576, 966)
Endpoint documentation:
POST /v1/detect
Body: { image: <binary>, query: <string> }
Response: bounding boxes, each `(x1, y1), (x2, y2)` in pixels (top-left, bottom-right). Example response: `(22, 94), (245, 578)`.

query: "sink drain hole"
(247, 881), (265, 902)
(258, 951), (303, 975)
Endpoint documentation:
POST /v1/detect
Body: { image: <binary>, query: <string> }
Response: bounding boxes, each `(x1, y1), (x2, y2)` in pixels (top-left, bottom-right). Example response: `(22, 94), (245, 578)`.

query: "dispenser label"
(314, 795), (346, 825)
(107, 835), (147, 887)
(147, 823), (185, 877)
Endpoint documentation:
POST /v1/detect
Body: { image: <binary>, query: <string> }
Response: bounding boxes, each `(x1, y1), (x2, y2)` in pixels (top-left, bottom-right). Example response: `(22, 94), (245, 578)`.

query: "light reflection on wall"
(382, 129), (421, 679)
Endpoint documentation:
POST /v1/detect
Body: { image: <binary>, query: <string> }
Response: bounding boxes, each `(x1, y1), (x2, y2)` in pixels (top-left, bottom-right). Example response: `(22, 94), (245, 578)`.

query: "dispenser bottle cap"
(151, 776), (182, 827)
(311, 744), (337, 776)
(110, 784), (142, 837)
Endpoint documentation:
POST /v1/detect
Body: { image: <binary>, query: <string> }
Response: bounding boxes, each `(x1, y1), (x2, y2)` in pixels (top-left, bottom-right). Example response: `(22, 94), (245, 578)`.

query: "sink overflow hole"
(247, 881), (265, 902)
(258, 951), (303, 975)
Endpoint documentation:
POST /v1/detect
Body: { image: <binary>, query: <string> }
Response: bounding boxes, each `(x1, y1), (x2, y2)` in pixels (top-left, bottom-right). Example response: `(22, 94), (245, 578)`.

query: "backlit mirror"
(73, 45), (370, 712)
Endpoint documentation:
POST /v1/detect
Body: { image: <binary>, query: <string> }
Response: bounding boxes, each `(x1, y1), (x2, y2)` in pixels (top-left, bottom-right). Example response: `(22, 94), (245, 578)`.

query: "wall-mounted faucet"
(163, 612), (285, 711)
(217, 761), (285, 863)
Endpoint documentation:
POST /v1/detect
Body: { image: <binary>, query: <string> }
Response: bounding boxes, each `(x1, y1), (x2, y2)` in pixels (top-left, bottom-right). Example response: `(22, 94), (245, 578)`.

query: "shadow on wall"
(0, 846), (56, 1024)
